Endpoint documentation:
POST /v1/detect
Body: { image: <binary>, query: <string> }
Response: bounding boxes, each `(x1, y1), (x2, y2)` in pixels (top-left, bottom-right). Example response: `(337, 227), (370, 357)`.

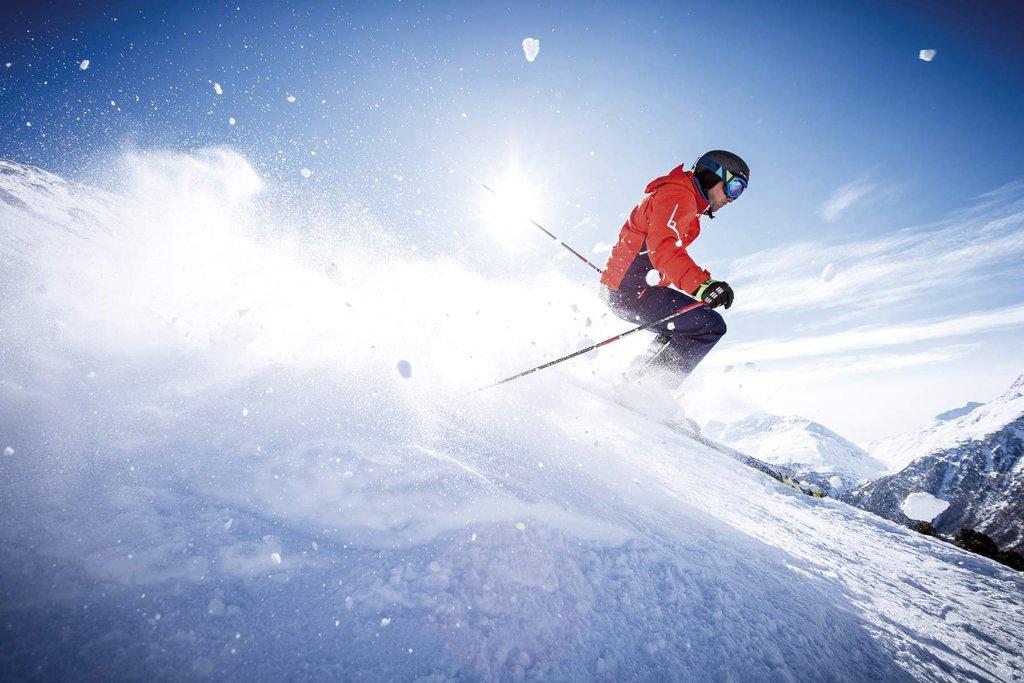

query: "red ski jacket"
(600, 165), (711, 295)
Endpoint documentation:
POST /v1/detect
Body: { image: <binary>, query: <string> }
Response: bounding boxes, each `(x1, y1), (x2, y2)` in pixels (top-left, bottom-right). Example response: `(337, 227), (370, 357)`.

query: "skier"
(600, 150), (748, 387)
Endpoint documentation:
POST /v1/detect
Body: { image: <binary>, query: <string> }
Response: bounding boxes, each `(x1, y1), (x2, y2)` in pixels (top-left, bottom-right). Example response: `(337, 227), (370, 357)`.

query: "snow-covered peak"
(871, 374), (1024, 472)
(703, 412), (886, 485)
(934, 402), (983, 422)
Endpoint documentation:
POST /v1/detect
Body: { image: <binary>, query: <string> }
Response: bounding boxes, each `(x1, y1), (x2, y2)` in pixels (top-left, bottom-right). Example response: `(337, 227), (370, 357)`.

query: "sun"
(479, 173), (544, 251)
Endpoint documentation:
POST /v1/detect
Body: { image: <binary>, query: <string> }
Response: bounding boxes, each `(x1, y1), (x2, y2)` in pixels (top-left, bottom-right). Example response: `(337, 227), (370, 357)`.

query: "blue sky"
(2, 0), (1023, 441)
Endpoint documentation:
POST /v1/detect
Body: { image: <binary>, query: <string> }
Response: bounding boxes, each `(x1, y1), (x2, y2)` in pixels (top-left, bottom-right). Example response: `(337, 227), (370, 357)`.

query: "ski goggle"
(696, 156), (747, 200)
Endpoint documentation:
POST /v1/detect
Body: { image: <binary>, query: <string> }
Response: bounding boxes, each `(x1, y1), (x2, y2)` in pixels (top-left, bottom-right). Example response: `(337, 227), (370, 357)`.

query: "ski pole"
(480, 300), (705, 390)
(481, 183), (605, 275)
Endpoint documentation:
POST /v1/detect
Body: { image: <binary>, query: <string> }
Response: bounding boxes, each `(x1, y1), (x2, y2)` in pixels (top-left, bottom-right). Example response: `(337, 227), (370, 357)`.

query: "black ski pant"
(603, 283), (727, 379)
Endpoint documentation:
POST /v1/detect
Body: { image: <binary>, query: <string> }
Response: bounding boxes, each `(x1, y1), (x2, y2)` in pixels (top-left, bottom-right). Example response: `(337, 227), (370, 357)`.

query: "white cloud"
(715, 303), (1024, 365)
(697, 184), (1024, 442)
(729, 185), (1024, 316)
(718, 345), (975, 383)
(919, 49), (937, 62)
(819, 178), (877, 222)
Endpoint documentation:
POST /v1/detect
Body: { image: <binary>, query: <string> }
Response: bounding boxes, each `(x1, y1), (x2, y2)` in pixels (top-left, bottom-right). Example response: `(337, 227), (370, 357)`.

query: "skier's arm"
(646, 190), (711, 294)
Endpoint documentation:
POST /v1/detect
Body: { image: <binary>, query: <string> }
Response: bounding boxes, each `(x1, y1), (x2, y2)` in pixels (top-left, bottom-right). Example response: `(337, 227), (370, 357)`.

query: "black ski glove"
(694, 278), (734, 310)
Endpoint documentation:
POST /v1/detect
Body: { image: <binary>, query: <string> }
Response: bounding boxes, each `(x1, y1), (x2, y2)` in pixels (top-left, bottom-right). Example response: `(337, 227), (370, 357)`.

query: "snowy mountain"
(703, 413), (886, 496)
(869, 386), (1022, 474)
(852, 375), (1024, 552)
(3, 155), (1024, 681)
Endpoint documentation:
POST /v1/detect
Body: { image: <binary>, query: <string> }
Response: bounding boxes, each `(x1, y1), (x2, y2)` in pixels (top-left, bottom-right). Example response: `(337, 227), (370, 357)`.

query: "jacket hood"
(644, 165), (710, 214)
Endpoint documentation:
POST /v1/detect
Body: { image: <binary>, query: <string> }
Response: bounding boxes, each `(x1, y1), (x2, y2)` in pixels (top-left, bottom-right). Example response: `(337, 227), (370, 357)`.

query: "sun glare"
(480, 173), (543, 251)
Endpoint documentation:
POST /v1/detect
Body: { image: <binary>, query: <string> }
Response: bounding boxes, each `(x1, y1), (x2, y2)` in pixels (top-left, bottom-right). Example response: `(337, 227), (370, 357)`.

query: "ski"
(566, 376), (824, 498)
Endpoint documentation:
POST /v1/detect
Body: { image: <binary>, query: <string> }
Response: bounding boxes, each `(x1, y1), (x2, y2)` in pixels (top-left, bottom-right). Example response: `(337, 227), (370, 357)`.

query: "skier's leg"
(654, 298), (727, 376)
(607, 286), (726, 384)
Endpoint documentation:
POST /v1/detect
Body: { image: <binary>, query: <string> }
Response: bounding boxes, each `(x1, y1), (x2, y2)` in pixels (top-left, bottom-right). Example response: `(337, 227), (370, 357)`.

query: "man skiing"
(600, 150), (748, 387)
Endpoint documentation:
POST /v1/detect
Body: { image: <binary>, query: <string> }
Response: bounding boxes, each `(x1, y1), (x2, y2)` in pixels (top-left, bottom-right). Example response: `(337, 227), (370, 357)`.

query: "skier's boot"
(617, 335), (694, 427)
(622, 334), (674, 384)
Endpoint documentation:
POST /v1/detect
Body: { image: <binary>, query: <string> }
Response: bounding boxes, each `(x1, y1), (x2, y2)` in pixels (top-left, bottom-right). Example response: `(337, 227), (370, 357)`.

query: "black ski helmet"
(693, 150), (749, 195)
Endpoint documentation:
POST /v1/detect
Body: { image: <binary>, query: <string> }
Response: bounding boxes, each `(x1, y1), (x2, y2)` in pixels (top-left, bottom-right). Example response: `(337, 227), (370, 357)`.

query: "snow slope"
(2, 154), (1023, 681)
(704, 413), (886, 494)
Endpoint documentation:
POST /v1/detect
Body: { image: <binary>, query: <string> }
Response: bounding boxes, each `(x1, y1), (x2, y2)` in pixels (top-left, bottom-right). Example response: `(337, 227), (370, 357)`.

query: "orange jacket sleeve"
(645, 188), (711, 294)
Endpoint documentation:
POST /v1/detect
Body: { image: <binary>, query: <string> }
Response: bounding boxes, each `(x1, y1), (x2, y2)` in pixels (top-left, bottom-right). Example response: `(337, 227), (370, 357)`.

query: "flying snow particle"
(4, 63), (11, 68)
(515, 522), (527, 531)
(79, 59), (90, 70)
(224, 517), (234, 530)
(25, 122), (31, 127)
(228, 117), (236, 125)
(919, 49), (937, 62)
(900, 492), (949, 522)
(286, 94), (297, 103)
(213, 82), (223, 95)
(591, 241), (612, 254)
(380, 617), (391, 627)
(522, 37), (540, 62)
(396, 360), (412, 378)
(3, 447), (13, 457)
(242, 407), (249, 417)
(300, 168), (312, 179)
(820, 262), (837, 282)
(270, 552), (282, 565)
(645, 269), (662, 286)
(666, 322), (675, 331)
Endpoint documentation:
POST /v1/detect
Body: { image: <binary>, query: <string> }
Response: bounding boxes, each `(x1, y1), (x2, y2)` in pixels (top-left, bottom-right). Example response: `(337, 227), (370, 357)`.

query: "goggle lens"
(725, 176), (746, 200)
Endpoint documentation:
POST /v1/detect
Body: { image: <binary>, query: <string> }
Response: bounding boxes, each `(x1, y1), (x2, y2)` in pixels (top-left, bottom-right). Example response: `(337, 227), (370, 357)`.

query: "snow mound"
(901, 492), (950, 522)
